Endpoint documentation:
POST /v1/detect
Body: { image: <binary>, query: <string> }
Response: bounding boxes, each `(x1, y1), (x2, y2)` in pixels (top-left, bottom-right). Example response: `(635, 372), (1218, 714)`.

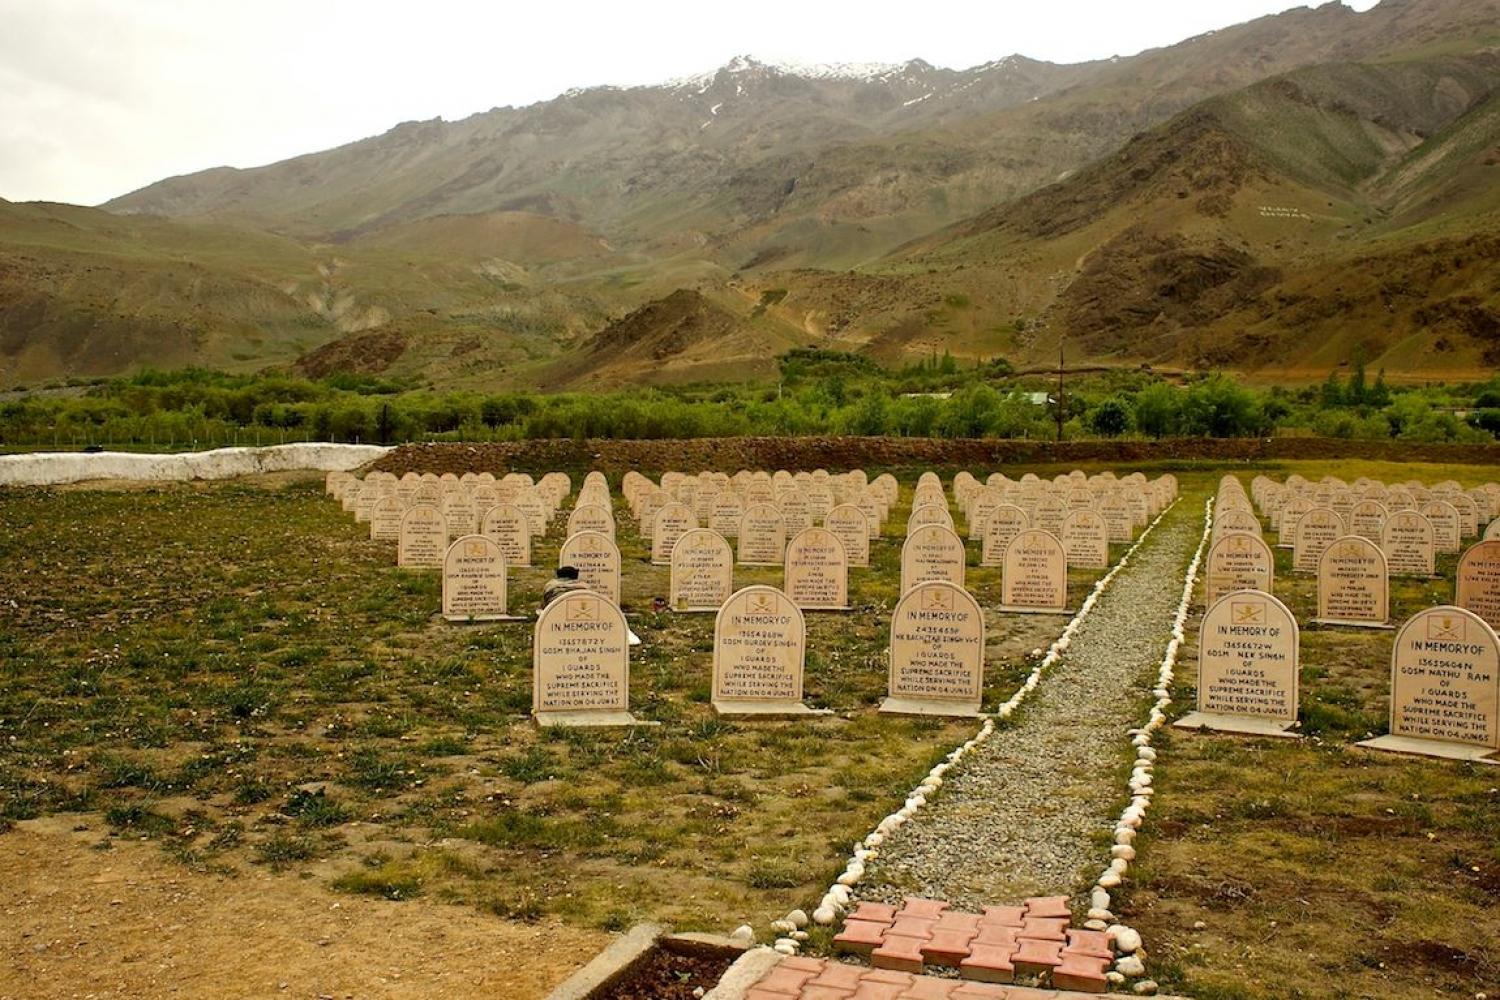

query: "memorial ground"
(2, 455), (1497, 999)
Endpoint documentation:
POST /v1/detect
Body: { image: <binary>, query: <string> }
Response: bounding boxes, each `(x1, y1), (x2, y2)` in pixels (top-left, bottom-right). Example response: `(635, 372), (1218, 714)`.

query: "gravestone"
(1348, 499), (1387, 542)
(779, 491), (813, 535)
(784, 527), (849, 611)
(567, 502), (615, 539)
(1176, 589), (1300, 737)
(532, 592), (646, 727)
(1421, 500), (1462, 554)
(1000, 529), (1068, 614)
(900, 523), (967, 594)
(1100, 495), (1133, 543)
(738, 503), (787, 566)
(1383, 511), (1436, 576)
(370, 496), (405, 542)
(1205, 531), (1275, 605)
(879, 581), (985, 718)
(824, 504), (872, 568)
(1315, 535), (1389, 628)
(442, 494), (479, 542)
(559, 530), (622, 607)
(442, 535), (518, 622)
(1027, 498), (1060, 538)
(481, 504), (532, 568)
(651, 503), (697, 565)
(354, 481), (378, 523)
(711, 586), (828, 717)
(397, 506), (447, 569)
(1212, 507), (1262, 544)
(1293, 507), (1344, 574)
(1456, 540), (1500, 632)
(710, 492), (745, 538)
(1358, 605), (1498, 761)
(980, 504), (1029, 567)
(1061, 509), (1109, 569)
(907, 503), (955, 534)
(669, 528), (734, 612)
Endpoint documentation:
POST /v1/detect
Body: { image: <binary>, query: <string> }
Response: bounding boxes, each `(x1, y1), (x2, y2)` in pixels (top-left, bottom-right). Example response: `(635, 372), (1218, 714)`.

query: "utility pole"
(1055, 338), (1065, 442)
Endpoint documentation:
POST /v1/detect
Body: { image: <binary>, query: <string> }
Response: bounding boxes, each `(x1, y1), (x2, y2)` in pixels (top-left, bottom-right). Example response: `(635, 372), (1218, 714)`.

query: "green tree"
(1132, 383), (1182, 439)
(1086, 398), (1132, 437)
(1320, 370), (1344, 408)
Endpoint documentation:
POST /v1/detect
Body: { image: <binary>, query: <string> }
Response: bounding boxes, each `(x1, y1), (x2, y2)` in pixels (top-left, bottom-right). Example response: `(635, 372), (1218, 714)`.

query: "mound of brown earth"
(293, 328), (409, 378)
(368, 436), (1500, 479)
(586, 289), (738, 360)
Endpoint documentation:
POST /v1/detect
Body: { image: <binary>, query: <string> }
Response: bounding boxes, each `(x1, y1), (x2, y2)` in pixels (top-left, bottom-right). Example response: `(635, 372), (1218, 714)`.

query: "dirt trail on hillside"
(0, 818), (608, 1000)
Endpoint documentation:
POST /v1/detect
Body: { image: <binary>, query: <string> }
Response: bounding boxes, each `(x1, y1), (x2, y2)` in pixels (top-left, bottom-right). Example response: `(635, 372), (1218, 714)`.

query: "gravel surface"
(859, 499), (1205, 910)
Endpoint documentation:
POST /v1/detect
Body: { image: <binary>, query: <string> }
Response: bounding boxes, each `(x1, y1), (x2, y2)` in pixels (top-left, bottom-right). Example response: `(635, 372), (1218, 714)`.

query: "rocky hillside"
(2, 0), (1498, 388)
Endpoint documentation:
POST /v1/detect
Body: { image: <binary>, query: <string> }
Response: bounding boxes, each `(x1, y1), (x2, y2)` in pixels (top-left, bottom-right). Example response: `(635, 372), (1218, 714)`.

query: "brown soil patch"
(593, 948), (735, 1000)
(0, 819), (609, 1000)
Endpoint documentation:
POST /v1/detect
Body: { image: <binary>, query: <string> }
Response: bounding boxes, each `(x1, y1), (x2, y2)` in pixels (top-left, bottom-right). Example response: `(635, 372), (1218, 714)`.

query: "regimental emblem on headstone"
(1358, 605), (1499, 762)
(532, 592), (649, 728)
(879, 581), (985, 719)
(1176, 588), (1300, 738)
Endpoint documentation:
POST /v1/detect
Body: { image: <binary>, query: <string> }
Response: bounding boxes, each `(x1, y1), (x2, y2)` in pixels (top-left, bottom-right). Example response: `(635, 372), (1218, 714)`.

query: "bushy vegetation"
(2, 354), (1496, 450)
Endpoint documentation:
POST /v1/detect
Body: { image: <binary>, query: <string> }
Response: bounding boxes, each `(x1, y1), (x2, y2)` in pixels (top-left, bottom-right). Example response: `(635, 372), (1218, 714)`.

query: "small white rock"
(1133, 980), (1158, 995)
(813, 906), (837, 926)
(1110, 926), (1143, 954)
(1115, 954), (1146, 977)
(786, 909), (808, 929)
(773, 938), (797, 955)
(729, 925), (755, 946)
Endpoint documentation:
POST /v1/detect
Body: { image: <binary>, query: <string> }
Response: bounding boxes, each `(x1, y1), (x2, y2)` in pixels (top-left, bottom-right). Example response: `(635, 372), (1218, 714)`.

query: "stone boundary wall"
(372, 437), (1500, 476)
(0, 443), (391, 487)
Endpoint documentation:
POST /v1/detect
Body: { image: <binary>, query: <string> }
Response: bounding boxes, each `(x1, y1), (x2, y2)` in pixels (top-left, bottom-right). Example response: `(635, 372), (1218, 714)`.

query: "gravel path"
(859, 497), (1205, 910)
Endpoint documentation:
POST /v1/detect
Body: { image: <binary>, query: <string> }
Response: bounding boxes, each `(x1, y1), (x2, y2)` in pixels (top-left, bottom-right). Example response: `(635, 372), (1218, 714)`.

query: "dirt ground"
(0, 817), (609, 1000)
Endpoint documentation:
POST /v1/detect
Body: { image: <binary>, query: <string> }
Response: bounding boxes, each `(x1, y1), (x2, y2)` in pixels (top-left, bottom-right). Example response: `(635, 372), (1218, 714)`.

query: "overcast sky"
(1, 0), (1381, 207)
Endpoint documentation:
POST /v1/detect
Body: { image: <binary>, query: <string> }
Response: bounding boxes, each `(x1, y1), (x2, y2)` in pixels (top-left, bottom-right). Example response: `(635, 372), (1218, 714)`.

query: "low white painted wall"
(0, 443), (391, 487)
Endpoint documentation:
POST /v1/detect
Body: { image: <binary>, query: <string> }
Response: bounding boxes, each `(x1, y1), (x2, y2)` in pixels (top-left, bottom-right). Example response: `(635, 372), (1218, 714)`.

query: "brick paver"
(748, 955), (1123, 999)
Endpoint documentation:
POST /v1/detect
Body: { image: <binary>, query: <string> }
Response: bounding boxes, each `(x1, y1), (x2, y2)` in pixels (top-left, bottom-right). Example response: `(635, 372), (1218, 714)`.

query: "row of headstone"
(328, 469), (571, 564)
(1183, 476), (1500, 762)
(532, 578), (994, 726)
(948, 469), (1176, 565)
(622, 468), (896, 545)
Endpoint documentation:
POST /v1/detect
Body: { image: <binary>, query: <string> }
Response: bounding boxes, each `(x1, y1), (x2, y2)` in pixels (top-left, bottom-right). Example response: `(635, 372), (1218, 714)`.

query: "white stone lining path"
(850, 495), (1208, 913)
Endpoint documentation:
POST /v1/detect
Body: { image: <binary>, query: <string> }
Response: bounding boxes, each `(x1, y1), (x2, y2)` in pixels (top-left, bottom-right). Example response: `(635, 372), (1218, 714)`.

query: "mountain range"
(2, 0), (1498, 389)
